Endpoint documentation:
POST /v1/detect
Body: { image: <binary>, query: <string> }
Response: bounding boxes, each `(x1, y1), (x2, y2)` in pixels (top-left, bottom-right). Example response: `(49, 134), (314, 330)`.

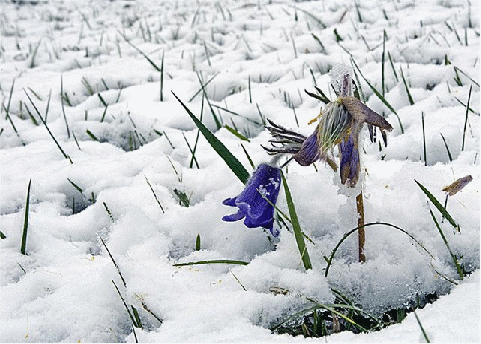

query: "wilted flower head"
(265, 69), (393, 187)
(222, 163), (281, 236)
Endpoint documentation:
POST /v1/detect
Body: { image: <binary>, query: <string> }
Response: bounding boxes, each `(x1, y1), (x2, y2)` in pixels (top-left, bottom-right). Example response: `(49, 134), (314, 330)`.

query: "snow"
(0, 0), (479, 342)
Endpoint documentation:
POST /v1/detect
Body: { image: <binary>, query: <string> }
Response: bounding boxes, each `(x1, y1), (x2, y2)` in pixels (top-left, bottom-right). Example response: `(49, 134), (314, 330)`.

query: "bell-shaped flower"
(222, 163), (281, 236)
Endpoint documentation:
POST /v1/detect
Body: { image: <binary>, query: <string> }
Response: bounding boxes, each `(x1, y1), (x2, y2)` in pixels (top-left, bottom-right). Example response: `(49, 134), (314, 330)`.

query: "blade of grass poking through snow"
(182, 132), (199, 168)
(188, 71), (220, 102)
(415, 180), (460, 232)
(173, 259), (249, 267)
(422, 112), (427, 166)
(461, 85), (472, 151)
(324, 222), (434, 277)
(100, 236), (127, 288)
(118, 31), (161, 72)
(388, 51), (398, 81)
(195, 71), (222, 129)
(145, 176), (165, 213)
(160, 50), (164, 101)
(240, 143), (255, 169)
(382, 30), (386, 96)
(440, 133), (453, 162)
(281, 172), (312, 270)
(111, 280), (139, 343)
(429, 209), (463, 279)
(414, 312), (430, 343)
(21, 179), (32, 255)
(195, 234), (201, 251)
(224, 124), (250, 141)
(24, 90), (73, 164)
(400, 66), (415, 105)
(172, 92), (250, 184)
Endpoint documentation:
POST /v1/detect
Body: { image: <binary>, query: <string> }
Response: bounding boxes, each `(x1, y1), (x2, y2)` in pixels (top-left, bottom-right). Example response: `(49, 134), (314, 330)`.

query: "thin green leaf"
(429, 209), (463, 279)
(400, 66), (415, 105)
(21, 179), (32, 255)
(224, 125), (250, 141)
(414, 312), (430, 343)
(461, 85), (472, 151)
(24, 90), (73, 164)
(281, 172), (312, 270)
(173, 259), (249, 267)
(118, 31), (161, 72)
(195, 234), (201, 251)
(172, 92), (250, 184)
(415, 180), (460, 232)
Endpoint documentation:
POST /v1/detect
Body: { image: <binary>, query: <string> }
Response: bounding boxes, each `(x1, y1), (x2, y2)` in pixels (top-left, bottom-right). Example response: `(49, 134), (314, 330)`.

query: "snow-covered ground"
(0, 0), (479, 342)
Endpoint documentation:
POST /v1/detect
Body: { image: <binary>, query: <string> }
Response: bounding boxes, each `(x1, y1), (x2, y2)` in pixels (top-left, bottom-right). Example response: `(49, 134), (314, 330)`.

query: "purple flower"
(222, 163), (281, 236)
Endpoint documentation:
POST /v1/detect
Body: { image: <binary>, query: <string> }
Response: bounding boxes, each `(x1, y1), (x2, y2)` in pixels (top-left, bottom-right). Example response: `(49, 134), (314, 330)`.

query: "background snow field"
(0, 0), (479, 342)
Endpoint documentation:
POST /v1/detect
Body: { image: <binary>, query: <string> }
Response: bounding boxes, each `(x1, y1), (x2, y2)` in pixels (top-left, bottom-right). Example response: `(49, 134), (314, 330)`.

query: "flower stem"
(356, 191), (365, 262)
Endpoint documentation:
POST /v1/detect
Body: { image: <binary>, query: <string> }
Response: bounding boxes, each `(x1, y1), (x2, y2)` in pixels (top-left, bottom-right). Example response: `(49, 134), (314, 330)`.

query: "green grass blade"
(281, 172), (312, 270)
(195, 234), (201, 251)
(145, 176), (165, 213)
(118, 31), (161, 72)
(461, 85), (472, 151)
(172, 92), (250, 184)
(131, 305), (143, 328)
(415, 180), (460, 232)
(86, 129), (99, 141)
(24, 90), (73, 164)
(111, 280), (139, 343)
(173, 259), (249, 267)
(421, 112), (427, 166)
(240, 143), (255, 169)
(382, 30), (386, 96)
(429, 209), (463, 279)
(400, 66), (415, 105)
(414, 312), (430, 343)
(224, 124), (250, 141)
(21, 179), (32, 255)
(440, 133), (453, 162)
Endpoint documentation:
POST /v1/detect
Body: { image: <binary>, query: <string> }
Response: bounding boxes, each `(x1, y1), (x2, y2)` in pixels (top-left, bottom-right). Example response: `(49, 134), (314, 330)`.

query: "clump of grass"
(272, 288), (383, 338)
(173, 189), (191, 207)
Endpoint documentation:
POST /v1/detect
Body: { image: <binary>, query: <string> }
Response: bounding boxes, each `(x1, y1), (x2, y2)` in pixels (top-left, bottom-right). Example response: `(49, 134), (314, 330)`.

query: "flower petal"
(222, 210), (246, 222)
(293, 131), (320, 166)
(222, 197), (237, 207)
(339, 134), (360, 187)
(339, 96), (393, 131)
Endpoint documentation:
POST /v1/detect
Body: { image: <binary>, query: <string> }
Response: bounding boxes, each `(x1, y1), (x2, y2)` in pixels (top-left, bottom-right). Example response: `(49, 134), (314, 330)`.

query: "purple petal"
(222, 210), (246, 222)
(222, 197), (237, 207)
(339, 134), (360, 187)
(293, 131), (320, 166)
